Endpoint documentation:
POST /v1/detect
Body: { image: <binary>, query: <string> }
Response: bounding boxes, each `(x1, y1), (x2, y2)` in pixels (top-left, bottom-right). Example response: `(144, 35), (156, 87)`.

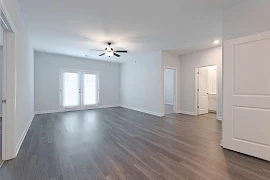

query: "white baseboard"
(35, 109), (63, 115)
(177, 110), (196, 116)
(165, 102), (173, 105)
(15, 113), (35, 156)
(35, 105), (120, 115)
(217, 116), (223, 121)
(121, 105), (164, 117)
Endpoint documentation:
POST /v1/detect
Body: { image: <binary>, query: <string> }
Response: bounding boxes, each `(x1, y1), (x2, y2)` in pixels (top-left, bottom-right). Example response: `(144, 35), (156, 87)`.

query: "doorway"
(164, 68), (176, 114)
(60, 69), (99, 111)
(196, 65), (217, 117)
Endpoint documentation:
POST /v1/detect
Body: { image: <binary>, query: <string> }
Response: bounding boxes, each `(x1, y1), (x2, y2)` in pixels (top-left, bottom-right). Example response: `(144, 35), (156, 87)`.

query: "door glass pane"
(83, 74), (97, 105)
(63, 72), (80, 107)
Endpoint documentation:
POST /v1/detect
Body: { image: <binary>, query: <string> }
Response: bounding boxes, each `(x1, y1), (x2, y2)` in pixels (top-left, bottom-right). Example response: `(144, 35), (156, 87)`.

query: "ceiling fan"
(89, 42), (128, 57)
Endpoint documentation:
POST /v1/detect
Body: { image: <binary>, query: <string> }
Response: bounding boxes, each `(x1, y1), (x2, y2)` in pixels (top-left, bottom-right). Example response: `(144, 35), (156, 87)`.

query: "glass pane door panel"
(62, 72), (80, 108)
(83, 74), (97, 105)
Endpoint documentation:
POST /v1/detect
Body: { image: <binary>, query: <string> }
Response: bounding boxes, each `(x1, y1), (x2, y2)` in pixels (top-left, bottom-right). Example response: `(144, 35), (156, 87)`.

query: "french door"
(60, 70), (99, 110)
(82, 72), (98, 106)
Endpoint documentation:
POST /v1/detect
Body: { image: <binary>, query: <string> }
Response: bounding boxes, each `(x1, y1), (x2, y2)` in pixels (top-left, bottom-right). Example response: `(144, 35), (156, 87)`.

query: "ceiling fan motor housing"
(94, 42), (127, 57)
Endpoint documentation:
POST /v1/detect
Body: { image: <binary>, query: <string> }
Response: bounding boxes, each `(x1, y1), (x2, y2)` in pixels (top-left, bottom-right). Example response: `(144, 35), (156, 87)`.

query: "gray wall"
(223, 0), (270, 40)
(34, 52), (120, 112)
(120, 52), (163, 116)
(0, 27), (2, 116)
(179, 46), (222, 119)
(120, 51), (180, 116)
(0, 47), (2, 115)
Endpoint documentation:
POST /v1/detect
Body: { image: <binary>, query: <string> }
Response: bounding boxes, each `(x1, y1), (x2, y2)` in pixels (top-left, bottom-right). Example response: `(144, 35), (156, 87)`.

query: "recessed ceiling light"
(213, 40), (220, 44)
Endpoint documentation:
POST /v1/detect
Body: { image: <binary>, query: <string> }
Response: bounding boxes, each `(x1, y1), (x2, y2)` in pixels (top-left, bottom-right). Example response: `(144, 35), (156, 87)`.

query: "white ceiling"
(19, 0), (245, 63)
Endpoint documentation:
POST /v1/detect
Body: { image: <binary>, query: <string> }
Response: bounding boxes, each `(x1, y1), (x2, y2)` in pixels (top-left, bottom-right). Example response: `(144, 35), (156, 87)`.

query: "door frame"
(59, 68), (100, 111)
(195, 65), (219, 119)
(1, 1), (18, 160)
(162, 66), (177, 115)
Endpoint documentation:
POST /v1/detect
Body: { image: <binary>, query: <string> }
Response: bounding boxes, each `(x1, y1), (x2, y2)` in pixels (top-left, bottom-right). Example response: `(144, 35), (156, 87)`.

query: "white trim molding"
(177, 110), (196, 116)
(121, 105), (164, 117)
(220, 140), (223, 147)
(0, 0), (17, 32)
(217, 116), (223, 121)
(35, 105), (120, 115)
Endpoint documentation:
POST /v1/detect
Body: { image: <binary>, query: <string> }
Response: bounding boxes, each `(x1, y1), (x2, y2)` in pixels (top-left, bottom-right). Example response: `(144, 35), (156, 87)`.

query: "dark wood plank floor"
(0, 107), (270, 180)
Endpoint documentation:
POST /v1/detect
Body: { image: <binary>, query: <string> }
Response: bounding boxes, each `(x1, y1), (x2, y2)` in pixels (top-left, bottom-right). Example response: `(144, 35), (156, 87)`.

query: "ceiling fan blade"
(99, 53), (105, 56)
(114, 53), (120, 57)
(115, 50), (128, 53)
(89, 49), (104, 51)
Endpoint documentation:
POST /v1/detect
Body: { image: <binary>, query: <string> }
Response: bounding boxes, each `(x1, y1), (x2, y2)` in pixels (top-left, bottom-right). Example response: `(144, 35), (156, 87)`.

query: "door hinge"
(2, 100), (6, 103)
(197, 106), (199, 109)
(197, 89), (199, 91)
(197, 72), (199, 74)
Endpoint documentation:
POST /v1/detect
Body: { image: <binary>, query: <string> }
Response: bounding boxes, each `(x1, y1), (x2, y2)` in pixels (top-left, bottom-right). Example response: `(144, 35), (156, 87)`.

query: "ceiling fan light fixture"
(91, 42), (128, 57)
(213, 40), (220, 44)
(105, 51), (113, 57)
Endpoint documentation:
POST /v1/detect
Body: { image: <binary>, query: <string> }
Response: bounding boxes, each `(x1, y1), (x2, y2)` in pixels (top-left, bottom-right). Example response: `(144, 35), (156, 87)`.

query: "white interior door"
(198, 67), (208, 115)
(61, 71), (81, 109)
(223, 30), (270, 161)
(83, 73), (98, 107)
